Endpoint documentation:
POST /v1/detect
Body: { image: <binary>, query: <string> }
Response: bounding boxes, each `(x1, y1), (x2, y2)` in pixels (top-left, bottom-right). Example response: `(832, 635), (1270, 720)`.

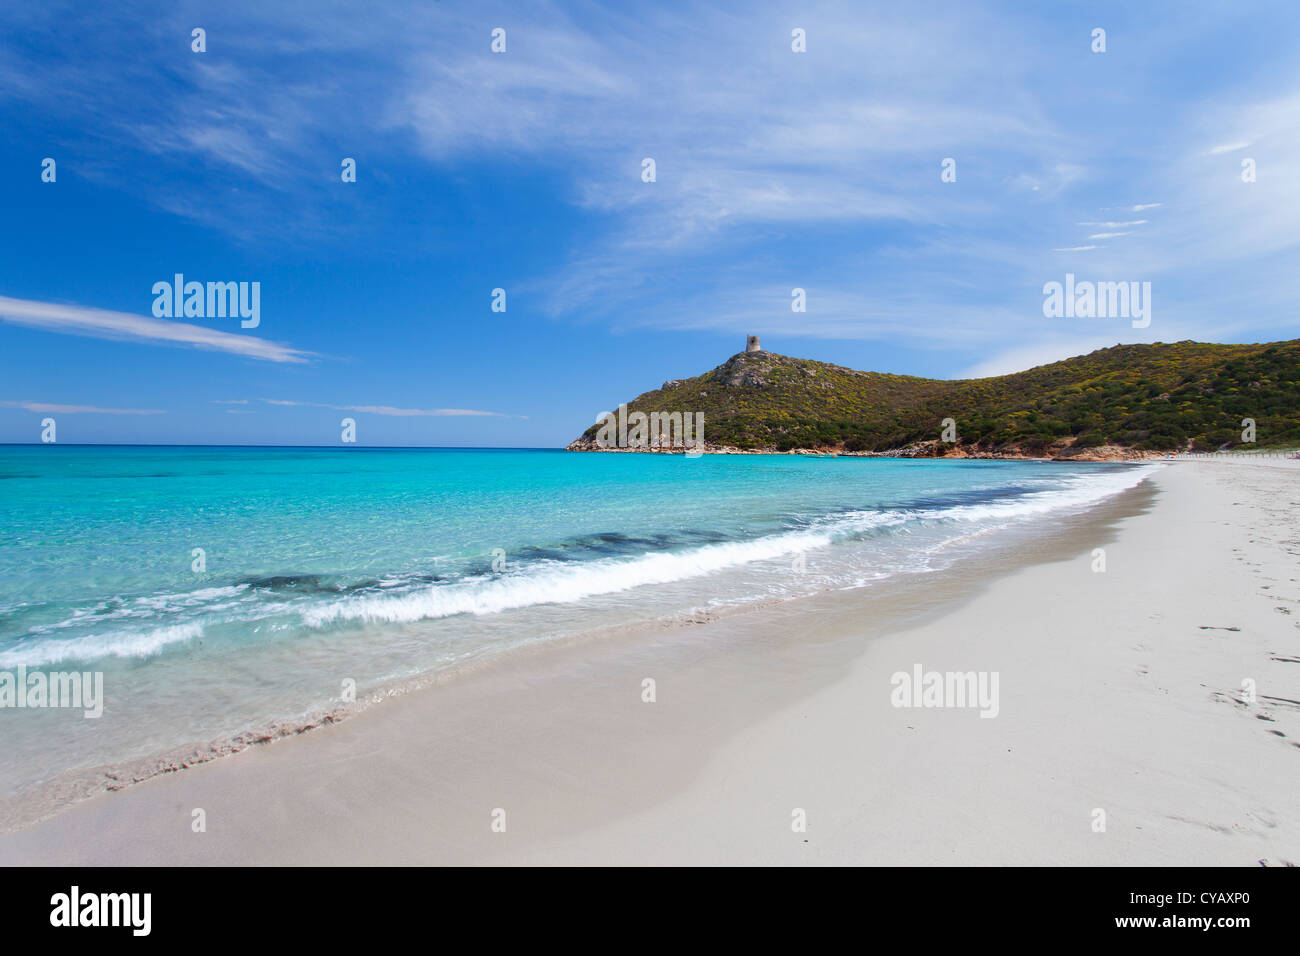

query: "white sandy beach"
(1, 460), (1296, 866)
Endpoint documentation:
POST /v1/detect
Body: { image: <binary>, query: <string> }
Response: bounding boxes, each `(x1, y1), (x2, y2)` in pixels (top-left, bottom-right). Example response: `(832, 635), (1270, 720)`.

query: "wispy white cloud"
(1, 401), (165, 415)
(1071, 89), (1300, 344)
(0, 295), (313, 364)
(379, 4), (1089, 326)
(338, 404), (508, 418)
(3, 0), (1296, 367)
(258, 399), (512, 417)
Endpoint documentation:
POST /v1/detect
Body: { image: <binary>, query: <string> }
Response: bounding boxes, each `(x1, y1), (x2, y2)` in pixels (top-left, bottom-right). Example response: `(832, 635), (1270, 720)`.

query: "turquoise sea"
(0, 446), (1156, 797)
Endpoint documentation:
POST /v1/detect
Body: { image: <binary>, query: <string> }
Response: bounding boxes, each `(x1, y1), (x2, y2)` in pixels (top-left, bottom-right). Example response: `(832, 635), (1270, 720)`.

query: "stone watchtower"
(745, 335), (761, 353)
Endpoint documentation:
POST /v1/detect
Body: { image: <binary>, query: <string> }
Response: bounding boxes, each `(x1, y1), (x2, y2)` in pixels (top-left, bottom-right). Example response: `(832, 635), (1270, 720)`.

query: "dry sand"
(1, 460), (1296, 866)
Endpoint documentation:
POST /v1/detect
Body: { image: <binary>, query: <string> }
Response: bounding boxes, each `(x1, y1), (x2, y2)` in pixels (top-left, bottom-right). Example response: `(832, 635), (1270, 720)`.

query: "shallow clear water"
(0, 446), (1156, 792)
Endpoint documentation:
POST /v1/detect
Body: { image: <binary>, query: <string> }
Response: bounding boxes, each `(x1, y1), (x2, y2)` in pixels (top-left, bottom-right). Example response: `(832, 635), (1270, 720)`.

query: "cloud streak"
(0, 295), (313, 364)
(258, 399), (512, 417)
(2, 401), (165, 415)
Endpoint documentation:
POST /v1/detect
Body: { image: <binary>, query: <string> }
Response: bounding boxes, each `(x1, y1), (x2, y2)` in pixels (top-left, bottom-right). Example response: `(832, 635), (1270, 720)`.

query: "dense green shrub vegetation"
(575, 340), (1300, 453)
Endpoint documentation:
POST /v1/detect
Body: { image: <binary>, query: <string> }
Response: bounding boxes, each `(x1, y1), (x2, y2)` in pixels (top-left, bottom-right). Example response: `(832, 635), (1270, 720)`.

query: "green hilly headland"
(568, 339), (1300, 457)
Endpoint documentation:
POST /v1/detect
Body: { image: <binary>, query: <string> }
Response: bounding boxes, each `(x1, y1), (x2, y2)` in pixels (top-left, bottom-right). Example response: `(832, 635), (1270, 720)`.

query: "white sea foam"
(0, 622), (203, 667)
(301, 526), (842, 627)
(300, 466), (1157, 628)
(3, 465), (1158, 663)
(28, 584), (249, 634)
(936, 463), (1157, 523)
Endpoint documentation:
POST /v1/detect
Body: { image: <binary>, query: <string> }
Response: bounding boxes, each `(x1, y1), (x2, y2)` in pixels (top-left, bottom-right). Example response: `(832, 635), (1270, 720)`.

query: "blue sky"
(2, 0), (1298, 446)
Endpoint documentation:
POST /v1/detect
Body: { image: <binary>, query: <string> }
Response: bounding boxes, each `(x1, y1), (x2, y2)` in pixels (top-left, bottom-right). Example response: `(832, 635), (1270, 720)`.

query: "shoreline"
(0, 564), (902, 837)
(563, 441), (1165, 461)
(1, 461), (1296, 864)
(0, 460), (1148, 836)
(565, 443), (1300, 463)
